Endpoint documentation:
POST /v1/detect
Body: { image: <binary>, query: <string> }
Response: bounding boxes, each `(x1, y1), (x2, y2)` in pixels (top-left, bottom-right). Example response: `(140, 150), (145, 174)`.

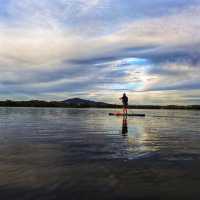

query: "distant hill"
(63, 98), (112, 107)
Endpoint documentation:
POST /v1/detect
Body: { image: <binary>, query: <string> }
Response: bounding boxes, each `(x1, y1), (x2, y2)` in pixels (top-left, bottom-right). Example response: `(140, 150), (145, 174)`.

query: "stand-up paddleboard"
(109, 113), (145, 117)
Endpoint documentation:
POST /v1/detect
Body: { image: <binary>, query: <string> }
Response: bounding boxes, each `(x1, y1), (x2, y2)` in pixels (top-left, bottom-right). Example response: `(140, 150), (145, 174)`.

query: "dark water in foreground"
(0, 107), (200, 199)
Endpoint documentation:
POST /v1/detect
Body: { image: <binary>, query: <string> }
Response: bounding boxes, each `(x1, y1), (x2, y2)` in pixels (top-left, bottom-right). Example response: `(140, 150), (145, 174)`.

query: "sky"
(0, 0), (200, 105)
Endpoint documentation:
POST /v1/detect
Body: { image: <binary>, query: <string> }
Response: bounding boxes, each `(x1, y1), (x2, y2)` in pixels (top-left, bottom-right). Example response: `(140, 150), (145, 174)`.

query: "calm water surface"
(0, 107), (200, 199)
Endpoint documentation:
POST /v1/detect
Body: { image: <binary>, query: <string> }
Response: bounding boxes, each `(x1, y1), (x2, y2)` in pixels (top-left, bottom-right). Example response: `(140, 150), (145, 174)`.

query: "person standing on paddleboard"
(120, 93), (128, 115)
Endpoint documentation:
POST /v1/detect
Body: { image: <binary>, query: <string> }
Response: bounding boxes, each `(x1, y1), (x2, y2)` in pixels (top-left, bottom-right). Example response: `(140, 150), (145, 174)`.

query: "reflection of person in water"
(122, 116), (128, 136)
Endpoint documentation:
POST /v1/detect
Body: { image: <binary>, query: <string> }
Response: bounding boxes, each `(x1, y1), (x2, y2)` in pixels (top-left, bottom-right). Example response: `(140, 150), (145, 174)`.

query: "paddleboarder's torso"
(120, 93), (128, 107)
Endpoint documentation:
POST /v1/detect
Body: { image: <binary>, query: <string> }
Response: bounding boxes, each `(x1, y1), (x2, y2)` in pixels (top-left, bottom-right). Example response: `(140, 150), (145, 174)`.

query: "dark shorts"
(123, 102), (128, 108)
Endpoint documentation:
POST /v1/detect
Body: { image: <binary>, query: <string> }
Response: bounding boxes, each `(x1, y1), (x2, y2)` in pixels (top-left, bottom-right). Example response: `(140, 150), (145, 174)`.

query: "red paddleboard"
(109, 113), (145, 117)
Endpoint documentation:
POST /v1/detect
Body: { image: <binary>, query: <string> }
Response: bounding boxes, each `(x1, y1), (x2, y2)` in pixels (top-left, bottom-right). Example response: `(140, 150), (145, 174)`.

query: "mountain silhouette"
(63, 98), (111, 107)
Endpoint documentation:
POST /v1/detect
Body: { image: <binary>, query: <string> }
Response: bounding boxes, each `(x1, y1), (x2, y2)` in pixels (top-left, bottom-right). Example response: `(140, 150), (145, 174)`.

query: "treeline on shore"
(0, 100), (200, 110)
(0, 100), (114, 108)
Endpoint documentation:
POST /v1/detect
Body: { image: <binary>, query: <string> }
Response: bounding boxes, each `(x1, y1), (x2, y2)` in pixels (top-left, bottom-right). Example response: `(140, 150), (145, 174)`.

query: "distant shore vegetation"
(0, 100), (200, 110)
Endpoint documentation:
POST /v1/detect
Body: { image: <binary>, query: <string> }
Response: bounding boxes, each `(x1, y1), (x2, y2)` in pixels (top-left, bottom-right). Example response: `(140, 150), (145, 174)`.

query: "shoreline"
(0, 105), (200, 110)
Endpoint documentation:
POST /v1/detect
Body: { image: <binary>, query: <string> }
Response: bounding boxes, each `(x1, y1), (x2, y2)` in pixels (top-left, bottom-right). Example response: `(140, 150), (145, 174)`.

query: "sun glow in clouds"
(120, 58), (149, 66)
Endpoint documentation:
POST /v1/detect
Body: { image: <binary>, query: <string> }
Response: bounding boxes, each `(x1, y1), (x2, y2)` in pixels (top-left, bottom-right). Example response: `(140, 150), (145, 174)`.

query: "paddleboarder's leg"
(123, 105), (127, 115)
(124, 104), (128, 115)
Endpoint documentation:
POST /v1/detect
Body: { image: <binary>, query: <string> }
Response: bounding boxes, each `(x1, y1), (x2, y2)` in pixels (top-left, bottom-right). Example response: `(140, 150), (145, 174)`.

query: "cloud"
(0, 0), (200, 104)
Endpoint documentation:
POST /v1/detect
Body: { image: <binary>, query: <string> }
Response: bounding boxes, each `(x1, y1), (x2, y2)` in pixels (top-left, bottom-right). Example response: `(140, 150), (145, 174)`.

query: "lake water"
(0, 107), (200, 199)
